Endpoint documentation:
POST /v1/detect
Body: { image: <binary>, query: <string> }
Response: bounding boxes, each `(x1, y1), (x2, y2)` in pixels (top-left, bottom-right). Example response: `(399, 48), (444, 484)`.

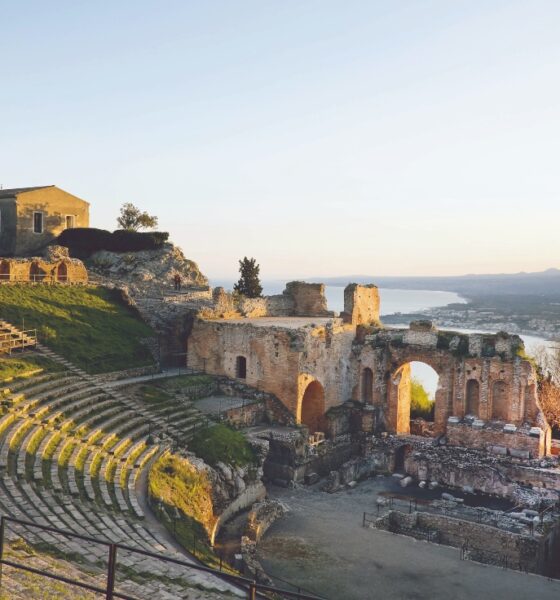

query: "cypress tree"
(234, 257), (263, 298)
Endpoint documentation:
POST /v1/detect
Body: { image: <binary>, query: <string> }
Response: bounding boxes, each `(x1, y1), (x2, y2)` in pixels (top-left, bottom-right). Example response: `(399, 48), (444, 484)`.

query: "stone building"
(0, 186), (89, 256)
(187, 281), (550, 457)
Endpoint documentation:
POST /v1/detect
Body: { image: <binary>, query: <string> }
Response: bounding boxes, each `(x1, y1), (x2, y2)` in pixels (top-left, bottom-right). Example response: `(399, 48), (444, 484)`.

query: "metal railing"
(0, 515), (325, 600)
(0, 328), (38, 354)
(0, 274), (87, 284)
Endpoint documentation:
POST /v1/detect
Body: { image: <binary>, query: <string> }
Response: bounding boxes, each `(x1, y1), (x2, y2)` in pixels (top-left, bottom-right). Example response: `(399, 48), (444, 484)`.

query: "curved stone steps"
(16, 421), (47, 479)
(126, 445), (161, 519)
(5, 418), (37, 474)
(0, 372), (69, 397)
(52, 438), (75, 493)
(0, 413), (17, 436)
(9, 384), (87, 419)
(0, 419), (25, 472)
(37, 430), (62, 483)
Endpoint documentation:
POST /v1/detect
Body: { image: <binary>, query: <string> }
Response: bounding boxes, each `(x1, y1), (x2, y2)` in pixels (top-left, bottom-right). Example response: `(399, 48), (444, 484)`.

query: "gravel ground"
(258, 477), (560, 600)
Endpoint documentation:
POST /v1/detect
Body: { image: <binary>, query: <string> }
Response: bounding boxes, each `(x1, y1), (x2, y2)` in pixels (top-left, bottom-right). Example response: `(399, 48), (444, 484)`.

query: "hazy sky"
(1, 1), (559, 279)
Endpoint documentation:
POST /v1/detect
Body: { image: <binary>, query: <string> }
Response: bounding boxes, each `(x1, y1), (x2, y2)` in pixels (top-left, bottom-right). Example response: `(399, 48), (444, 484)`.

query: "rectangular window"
(65, 215), (75, 229)
(33, 212), (44, 234)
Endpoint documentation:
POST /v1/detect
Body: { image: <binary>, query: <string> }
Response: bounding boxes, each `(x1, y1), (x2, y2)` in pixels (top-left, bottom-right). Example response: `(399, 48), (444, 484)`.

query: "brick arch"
(465, 379), (480, 417)
(0, 260), (11, 281)
(29, 261), (47, 282)
(297, 374), (326, 433)
(361, 367), (373, 403)
(386, 355), (450, 436)
(56, 260), (68, 282)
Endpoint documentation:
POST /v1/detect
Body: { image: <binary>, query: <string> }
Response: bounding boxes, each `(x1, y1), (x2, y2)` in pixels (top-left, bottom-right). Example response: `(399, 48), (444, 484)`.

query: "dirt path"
(258, 478), (560, 600)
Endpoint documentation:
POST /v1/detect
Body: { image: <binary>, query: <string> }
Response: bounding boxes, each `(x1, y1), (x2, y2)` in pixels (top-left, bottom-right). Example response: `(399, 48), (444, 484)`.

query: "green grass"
(148, 454), (238, 573)
(0, 354), (64, 383)
(0, 285), (155, 373)
(138, 385), (172, 404)
(188, 423), (256, 467)
(158, 374), (214, 391)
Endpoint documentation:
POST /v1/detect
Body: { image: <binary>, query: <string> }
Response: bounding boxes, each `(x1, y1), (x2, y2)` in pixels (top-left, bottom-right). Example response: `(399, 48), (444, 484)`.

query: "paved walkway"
(259, 478), (560, 600)
(99, 368), (194, 388)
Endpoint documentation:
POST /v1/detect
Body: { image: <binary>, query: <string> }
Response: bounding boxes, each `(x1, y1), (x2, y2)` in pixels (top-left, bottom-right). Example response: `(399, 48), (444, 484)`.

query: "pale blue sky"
(1, 1), (559, 279)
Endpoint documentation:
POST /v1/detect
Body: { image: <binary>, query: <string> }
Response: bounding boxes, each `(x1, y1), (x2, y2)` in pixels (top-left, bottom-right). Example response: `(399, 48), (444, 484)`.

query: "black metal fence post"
(106, 543), (117, 600)
(0, 515), (5, 589)
(248, 581), (257, 600)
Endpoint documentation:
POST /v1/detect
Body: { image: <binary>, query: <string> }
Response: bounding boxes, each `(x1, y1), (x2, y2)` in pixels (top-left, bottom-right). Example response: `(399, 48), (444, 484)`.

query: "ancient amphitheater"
(0, 242), (559, 600)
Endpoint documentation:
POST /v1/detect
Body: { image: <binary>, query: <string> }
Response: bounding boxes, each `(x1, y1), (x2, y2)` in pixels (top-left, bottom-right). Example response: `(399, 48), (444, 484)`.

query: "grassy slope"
(0, 354), (64, 382)
(0, 285), (154, 373)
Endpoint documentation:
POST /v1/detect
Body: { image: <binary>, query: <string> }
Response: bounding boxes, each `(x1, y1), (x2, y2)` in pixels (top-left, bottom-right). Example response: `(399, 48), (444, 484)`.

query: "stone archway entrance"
(388, 359), (444, 436)
(300, 380), (325, 434)
(394, 444), (413, 473)
(361, 367), (373, 403)
(466, 379), (480, 416)
(492, 381), (509, 420)
(56, 261), (68, 282)
(0, 260), (10, 282)
(30, 262), (46, 282)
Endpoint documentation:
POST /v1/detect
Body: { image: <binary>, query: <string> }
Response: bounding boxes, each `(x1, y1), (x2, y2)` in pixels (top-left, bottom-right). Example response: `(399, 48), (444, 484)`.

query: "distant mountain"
(314, 268), (560, 297)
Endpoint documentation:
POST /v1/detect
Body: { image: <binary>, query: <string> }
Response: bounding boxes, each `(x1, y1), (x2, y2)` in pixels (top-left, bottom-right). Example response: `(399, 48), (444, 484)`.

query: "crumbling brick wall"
(0, 257), (87, 284)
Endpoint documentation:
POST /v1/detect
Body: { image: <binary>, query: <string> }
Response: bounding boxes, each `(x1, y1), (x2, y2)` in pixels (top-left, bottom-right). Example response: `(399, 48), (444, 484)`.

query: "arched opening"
(300, 380), (325, 434)
(361, 367), (373, 403)
(465, 379), (480, 417)
(235, 356), (247, 379)
(29, 262), (46, 283)
(0, 260), (11, 282)
(394, 444), (412, 473)
(393, 361), (439, 435)
(56, 261), (68, 282)
(492, 380), (509, 421)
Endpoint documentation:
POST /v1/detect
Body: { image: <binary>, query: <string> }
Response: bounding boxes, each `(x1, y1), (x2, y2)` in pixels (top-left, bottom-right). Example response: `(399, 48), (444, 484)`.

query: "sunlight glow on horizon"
(1, 1), (559, 280)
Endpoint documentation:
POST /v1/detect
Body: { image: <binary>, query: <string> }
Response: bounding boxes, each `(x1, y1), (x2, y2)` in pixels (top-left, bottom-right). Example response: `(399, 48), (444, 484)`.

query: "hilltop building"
(0, 185), (89, 256)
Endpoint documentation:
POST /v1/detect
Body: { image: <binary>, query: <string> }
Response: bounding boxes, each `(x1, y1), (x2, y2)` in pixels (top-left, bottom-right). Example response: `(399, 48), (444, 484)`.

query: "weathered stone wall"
(375, 510), (545, 574)
(446, 421), (543, 458)
(0, 186), (89, 256)
(188, 318), (356, 421)
(284, 281), (332, 317)
(0, 256), (88, 284)
(356, 325), (541, 437)
(342, 283), (380, 325)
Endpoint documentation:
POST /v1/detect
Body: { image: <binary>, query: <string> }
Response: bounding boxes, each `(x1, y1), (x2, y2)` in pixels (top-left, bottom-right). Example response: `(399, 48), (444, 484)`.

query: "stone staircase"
(0, 351), (240, 599)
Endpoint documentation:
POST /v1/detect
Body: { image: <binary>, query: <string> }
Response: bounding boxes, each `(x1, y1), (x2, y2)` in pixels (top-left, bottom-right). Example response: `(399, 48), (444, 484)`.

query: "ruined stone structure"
(187, 281), (550, 457)
(0, 252), (88, 284)
(0, 185), (89, 256)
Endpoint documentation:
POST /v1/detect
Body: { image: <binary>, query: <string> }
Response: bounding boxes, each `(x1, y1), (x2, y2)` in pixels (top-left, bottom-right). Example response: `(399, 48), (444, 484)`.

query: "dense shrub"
(188, 424), (256, 467)
(55, 228), (169, 258)
(410, 378), (435, 420)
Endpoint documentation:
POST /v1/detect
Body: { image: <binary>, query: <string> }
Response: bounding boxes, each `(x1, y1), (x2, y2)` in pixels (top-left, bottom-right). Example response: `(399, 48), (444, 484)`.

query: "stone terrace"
(0, 348), (240, 599)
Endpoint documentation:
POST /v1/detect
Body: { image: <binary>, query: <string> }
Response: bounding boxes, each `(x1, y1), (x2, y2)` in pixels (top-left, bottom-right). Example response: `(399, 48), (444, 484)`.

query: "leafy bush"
(54, 228), (169, 258)
(410, 378), (434, 420)
(189, 424), (256, 467)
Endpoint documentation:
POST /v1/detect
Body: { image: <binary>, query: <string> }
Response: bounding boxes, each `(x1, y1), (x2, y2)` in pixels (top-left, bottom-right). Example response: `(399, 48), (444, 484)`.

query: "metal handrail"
(0, 515), (325, 600)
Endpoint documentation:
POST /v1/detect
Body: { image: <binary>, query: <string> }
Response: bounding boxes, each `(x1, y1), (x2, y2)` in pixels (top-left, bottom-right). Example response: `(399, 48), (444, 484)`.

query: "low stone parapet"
(447, 419), (544, 458)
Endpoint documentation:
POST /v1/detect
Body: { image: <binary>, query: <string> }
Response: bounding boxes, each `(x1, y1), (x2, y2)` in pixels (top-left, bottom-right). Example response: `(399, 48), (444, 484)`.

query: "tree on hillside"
(117, 203), (158, 231)
(234, 257), (263, 298)
(410, 378), (434, 421)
